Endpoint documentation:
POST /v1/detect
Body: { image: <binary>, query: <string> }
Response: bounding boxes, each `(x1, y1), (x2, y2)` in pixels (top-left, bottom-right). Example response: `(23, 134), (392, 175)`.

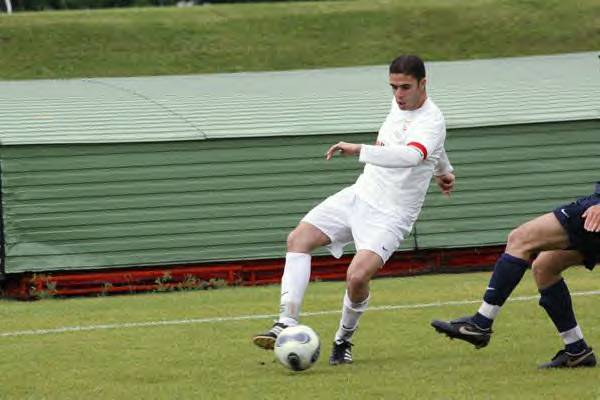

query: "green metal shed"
(0, 52), (598, 275)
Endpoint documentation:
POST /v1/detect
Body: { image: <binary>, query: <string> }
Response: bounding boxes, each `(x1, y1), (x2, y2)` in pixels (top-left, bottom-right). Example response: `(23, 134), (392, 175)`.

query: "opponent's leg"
(432, 213), (570, 348)
(533, 250), (596, 368)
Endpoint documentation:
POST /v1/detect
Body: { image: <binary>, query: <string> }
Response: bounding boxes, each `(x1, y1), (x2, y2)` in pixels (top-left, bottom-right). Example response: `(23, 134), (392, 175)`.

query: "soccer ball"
(274, 325), (321, 371)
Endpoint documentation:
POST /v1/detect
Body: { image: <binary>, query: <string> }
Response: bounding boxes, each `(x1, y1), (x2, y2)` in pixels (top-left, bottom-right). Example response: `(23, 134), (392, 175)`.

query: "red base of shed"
(1, 245), (504, 300)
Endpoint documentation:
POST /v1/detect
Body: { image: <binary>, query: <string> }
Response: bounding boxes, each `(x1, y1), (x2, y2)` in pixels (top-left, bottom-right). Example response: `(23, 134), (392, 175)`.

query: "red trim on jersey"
(407, 141), (428, 159)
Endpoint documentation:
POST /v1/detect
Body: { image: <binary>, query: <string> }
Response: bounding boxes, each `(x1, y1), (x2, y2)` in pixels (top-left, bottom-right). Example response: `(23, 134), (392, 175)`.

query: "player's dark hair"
(389, 55), (426, 81)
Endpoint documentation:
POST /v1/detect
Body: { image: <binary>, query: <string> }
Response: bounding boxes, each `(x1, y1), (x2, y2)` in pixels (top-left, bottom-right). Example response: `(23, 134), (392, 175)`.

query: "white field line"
(2, 290), (600, 338)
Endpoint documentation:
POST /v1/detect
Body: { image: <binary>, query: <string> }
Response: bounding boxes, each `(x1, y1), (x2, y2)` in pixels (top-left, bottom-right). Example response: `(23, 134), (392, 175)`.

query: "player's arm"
(325, 141), (362, 160)
(363, 114), (446, 168)
(325, 113), (443, 168)
(582, 205), (600, 232)
(359, 143), (423, 167)
(433, 147), (455, 196)
(325, 141), (423, 168)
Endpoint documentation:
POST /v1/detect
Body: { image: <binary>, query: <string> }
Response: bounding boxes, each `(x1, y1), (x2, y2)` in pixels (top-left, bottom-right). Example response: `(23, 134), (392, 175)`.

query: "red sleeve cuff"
(407, 141), (428, 159)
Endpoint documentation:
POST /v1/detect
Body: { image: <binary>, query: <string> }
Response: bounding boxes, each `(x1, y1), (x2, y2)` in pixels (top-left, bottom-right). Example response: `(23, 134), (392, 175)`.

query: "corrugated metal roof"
(0, 52), (598, 145)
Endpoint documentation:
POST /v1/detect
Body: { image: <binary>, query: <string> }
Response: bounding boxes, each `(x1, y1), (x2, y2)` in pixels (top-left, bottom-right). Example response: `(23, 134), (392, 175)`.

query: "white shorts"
(302, 185), (412, 263)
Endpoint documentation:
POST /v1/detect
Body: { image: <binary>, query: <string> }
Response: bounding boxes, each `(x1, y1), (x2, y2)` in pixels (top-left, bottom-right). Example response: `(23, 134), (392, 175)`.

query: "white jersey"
(354, 97), (447, 222)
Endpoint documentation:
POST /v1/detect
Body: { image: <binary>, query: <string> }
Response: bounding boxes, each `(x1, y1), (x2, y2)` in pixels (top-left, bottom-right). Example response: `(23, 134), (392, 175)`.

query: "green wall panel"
(1, 120), (598, 273)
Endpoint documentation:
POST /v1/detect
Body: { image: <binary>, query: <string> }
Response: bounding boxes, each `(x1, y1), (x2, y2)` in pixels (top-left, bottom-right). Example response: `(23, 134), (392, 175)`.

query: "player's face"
(389, 73), (426, 111)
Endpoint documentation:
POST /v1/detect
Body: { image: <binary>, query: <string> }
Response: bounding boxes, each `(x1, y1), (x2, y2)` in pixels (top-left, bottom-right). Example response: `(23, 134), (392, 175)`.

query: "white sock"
(335, 291), (370, 342)
(278, 252), (311, 326)
(560, 325), (584, 345)
(477, 301), (501, 320)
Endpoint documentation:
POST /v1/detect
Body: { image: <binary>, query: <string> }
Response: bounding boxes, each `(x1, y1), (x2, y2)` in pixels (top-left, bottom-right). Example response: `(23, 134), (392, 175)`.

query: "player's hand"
(582, 205), (600, 232)
(325, 142), (362, 160)
(435, 172), (455, 197)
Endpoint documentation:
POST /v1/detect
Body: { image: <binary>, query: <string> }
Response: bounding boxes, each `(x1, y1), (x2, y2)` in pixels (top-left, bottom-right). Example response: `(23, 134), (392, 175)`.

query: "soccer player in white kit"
(253, 55), (456, 365)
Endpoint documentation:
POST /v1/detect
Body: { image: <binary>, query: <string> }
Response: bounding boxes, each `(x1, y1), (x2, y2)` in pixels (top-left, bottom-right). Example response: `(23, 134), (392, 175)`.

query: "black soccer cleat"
(431, 316), (492, 349)
(329, 339), (353, 365)
(538, 347), (596, 369)
(252, 322), (288, 350)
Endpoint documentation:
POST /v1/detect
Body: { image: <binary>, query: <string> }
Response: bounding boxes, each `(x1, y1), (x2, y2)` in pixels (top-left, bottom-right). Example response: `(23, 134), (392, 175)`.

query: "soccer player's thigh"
(509, 212), (570, 252)
(298, 187), (355, 253)
(289, 221), (332, 249)
(532, 250), (584, 287)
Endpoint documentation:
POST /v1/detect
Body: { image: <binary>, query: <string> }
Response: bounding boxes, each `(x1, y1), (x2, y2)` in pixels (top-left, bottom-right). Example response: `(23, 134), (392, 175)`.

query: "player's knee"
(506, 226), (534, 254)
(531, 260), (545, 284)
(286, 227), (314, 252)
(346, 269), (370, 290)
(531, 255), (565, 288)
(507, 226), (526, 246)
(286, 229), (303, 251)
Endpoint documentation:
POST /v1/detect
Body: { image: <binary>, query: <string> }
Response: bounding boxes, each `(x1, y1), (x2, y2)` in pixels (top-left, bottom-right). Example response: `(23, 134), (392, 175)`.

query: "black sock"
(484, 253), (529, 306)
(472, 253), (529, 329)
(539, 278), (588, 354)
(566, 339), (588, 355)
(472, 313), (493, 330)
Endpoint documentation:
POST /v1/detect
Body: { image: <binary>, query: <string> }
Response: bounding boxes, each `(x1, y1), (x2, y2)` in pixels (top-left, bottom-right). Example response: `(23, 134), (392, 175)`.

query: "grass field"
(1, 269), (599, 399)
(0, 0), (599, 79)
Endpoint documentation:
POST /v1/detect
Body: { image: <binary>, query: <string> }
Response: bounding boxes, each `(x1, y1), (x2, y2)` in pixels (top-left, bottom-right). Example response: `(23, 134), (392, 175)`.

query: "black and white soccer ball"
(274, 325), (321, 371)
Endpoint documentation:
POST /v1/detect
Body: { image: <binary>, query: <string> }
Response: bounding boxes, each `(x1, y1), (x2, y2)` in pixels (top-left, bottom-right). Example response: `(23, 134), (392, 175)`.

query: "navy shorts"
(553, 193), (600, 270)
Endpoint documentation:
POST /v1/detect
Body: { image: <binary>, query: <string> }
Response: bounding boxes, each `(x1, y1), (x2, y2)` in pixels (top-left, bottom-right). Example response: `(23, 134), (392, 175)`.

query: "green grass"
(0, 0), (598, 79)
(1, 269), (600, 399)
